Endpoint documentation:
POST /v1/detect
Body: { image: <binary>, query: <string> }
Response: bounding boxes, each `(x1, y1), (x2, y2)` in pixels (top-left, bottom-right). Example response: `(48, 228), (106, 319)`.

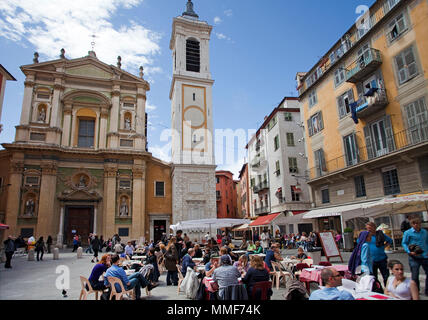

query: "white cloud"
(0, 0), (161, 75)
(215, 32), (232, 42)
(217, 157), (246, 179)
(224, 9), (233, 17)
(149, 144), (171, 163)
(214, 16), (222, 25)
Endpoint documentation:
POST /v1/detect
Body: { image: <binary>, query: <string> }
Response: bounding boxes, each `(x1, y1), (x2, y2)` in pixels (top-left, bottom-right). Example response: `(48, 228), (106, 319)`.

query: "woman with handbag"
(35, 236), (45, 261)
(165, 237), (179, 286)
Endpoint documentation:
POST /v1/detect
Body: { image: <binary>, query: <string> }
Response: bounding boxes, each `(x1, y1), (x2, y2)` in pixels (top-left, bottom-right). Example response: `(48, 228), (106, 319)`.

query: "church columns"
(99, 108), (108, 149)
(108, 85), (120, 148)
(61, 103), (72, 147)
(135, 89), (146, 150)
(50, 80), (64, 128)
(132, 161), (146, 239)
(93, 204), (98, 234)
(19, 74), (35, 126)
(57, 204), (65, 246)
(103, 164), (117, 237)
(4, 156), (24, 239)
(36, 161), (58, 237)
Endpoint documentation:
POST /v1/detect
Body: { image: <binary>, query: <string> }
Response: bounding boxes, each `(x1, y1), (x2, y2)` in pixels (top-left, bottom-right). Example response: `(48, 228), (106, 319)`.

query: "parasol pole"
(389, 203), (396, 252)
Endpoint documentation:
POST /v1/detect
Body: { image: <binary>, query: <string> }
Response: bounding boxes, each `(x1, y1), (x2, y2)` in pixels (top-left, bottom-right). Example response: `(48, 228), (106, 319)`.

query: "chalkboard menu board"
(317, 231), (343, 262)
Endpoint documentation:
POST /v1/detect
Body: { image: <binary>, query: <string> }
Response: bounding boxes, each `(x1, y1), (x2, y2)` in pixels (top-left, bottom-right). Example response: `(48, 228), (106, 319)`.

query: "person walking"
(364, 222), (393, 286)
(4, 235), (16, 268)
(165, 237), (179, 286)
(46, 235), (53, 254)
(91, 235), (101, 263)
(72, 234), (79, 252)
(35, 236), (45, 261)
(261, 229), (270, 254)
(401, 216), (428, 297)
(85, 233), (94, 254)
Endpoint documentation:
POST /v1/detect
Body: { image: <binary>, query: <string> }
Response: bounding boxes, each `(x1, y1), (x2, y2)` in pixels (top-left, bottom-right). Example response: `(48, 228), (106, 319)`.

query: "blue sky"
(0, 0), (375, 177)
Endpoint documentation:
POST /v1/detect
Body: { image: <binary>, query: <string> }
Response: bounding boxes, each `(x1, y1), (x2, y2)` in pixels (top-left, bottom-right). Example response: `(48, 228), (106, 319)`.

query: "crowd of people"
(2, 215), (427, 301)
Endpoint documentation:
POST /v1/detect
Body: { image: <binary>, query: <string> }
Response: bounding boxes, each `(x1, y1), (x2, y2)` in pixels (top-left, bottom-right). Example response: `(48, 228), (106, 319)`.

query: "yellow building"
(0, 50), (172, 245)
(298, 0), (428, 235)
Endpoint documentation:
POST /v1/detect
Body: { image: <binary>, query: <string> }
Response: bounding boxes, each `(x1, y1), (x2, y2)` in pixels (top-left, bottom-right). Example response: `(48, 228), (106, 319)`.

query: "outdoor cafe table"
(280, 259), (300, 269)
(232, 250), (247, 256)
(131, 255), (146, 260)
(299, 265), (349, 291)
(193, 257), (204, 263)
(337, 286), (398, 300)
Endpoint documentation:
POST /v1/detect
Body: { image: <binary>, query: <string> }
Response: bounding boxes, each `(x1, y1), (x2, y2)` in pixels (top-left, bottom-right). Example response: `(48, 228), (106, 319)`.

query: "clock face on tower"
(182, 84), (207, 152)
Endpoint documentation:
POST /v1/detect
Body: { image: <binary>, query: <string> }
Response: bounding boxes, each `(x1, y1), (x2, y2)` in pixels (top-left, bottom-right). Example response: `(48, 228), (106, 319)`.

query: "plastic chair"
(271, 262), (292, 290)
(251, 281), (272, 300)
(107, 277), (135, 300)
(176, 264), (184, 294)
(79, 276), (104, 300)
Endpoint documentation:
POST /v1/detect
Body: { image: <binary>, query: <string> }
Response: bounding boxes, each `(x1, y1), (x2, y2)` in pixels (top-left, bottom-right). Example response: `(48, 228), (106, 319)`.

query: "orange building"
(215, 170), (239, 219)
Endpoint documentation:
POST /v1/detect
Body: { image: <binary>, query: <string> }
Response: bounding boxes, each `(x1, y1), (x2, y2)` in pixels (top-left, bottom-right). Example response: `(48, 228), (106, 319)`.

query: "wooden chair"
(176, 264), (185, 294)
(79, 276), (104, 300)
(271, 262), (292, 290)
(302, 259), (313, 267)
(107, 276), (135, 300)
(157, 253), (166, 274)
(144, 268), (152, 297)
(251, 281), (272, 300)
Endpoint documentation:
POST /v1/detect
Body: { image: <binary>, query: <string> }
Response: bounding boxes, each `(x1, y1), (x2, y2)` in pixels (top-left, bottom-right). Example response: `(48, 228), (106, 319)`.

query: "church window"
(77, 119), (95, 148)
(155, 181), (165, 197)
(186, 39), (200, 72)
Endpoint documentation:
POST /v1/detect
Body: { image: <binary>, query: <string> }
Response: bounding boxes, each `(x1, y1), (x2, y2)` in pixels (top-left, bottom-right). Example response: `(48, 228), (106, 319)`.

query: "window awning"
(250, 213), (281, 227)
(302, 200), (380, 219)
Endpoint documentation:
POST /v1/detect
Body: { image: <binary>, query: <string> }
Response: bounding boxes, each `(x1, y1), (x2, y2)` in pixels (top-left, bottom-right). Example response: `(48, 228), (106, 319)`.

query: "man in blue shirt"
(104, 254), (156, 299)
(264, 243), (282, 270)
(309, 267), (355, 300)
(181, 248), (196, 277)
(402, 216), (428, 296)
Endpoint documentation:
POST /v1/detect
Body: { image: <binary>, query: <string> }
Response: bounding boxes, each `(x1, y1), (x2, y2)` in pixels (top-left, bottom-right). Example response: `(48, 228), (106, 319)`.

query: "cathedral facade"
(0, 50), (172, 245)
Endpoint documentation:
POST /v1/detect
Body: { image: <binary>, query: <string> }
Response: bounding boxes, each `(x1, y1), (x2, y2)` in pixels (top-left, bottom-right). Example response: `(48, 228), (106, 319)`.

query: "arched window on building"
(76, 109), (97, 148)
(186, 38), (200, 72)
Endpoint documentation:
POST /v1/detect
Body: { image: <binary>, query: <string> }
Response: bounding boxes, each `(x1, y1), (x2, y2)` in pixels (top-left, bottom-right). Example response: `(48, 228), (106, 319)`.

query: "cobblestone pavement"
(0, 247), (426, 300)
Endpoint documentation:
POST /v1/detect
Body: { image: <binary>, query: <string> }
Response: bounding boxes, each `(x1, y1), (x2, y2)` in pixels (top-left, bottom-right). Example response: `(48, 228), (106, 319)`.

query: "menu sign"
(317, 231), (343, 262)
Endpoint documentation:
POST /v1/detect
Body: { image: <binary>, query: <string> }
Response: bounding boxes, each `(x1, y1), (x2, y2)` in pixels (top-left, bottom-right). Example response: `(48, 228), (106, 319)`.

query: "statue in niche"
(124, 116), (131, 130)
(38, 107), (46, 122)
(119, 197), (129, 216)
(25, 198), (35, 216)
(78, 175), (87, 188)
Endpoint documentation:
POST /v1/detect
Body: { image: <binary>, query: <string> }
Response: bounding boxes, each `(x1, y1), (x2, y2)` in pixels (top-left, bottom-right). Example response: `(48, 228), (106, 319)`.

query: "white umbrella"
(170, 218), (251, 236)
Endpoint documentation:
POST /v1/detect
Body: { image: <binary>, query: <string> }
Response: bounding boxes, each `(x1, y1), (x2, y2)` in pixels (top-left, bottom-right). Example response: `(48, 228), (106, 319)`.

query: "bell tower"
(169, 0), (217, 228)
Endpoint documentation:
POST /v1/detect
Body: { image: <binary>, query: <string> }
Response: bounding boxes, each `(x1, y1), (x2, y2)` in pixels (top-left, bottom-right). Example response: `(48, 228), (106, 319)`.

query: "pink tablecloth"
(299, 265), (349, 286)
(203, 277), (218, 293)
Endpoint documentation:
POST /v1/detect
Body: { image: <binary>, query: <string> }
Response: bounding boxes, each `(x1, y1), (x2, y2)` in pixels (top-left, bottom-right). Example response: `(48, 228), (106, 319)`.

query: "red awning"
(0, 223), (9, 230)
(291, 210), (308, 216)
(250, 213), (281, 227)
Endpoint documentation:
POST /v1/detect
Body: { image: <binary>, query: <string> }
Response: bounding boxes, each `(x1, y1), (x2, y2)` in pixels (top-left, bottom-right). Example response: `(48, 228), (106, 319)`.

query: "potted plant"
(343, 227), (354, 251)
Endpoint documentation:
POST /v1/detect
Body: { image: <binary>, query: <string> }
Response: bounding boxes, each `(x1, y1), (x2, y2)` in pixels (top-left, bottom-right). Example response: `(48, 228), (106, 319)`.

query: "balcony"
(346, 48), (382, 83)
(308, 121), (428, 180)
(253, 180), (269, 193)
(351, 88), (389, 119)
(255, 206), (269, 215)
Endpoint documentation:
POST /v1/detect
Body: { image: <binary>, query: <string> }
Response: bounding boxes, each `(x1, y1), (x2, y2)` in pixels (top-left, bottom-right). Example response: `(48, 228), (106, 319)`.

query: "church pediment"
(66, 64), (113, 79)
(58, 189), (102, 201)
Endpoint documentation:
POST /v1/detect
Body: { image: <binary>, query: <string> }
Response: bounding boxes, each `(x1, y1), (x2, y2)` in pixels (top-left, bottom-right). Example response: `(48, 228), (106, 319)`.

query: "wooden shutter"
(395, 52), (407, 84)
(404, 46), (418, 79)
(318, 112), (324, 130)
(384, 115), (396, 152)
(307, 118), (313, 136)
(338, 96), (346, 118)
(364, 125), (374, 160)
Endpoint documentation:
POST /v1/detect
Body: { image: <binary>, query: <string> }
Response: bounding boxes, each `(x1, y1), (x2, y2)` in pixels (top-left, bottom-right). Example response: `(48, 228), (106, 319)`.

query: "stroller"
(282, 268), (309, 300)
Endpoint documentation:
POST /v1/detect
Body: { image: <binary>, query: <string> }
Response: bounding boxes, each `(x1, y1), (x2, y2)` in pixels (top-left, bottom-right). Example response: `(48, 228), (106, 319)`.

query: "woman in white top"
(384, 260), (419, 300)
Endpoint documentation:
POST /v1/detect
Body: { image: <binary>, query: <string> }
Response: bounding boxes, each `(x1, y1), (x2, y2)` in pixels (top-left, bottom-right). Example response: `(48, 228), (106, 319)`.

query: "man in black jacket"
(4, 235), (16, 268)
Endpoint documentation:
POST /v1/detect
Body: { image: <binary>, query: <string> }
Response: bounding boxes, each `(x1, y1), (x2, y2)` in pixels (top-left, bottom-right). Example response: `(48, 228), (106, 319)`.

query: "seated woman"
(88, 254), (111, 291)
(291, 247), (308, 261)
(238, 238), (248, 250)
(233, 254), (250, 276)
(193, 244), (203, 258)
(246, 241), (256, 253)
(384, 260), (419, 300)
(253, 241), (263, 254)
(242, 255), (272, 300)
